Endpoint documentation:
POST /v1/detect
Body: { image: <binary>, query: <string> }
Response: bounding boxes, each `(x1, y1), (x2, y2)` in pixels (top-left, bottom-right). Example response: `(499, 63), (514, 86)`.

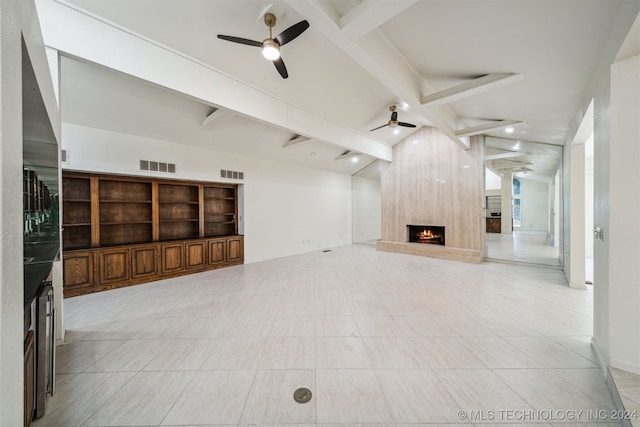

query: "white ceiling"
(52, 0), (639, 180)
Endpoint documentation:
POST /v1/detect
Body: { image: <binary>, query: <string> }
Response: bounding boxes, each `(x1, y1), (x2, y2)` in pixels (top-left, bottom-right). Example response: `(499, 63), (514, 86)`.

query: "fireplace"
(408, 225), (445, 245)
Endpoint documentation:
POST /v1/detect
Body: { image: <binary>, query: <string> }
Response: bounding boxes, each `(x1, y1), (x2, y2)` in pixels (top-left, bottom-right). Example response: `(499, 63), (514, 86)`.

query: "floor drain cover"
(293, 387), (312, 403)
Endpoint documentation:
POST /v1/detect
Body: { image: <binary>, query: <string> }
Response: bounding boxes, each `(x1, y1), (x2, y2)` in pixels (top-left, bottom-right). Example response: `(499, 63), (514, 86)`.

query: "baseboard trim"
(611, 358), (640, 375)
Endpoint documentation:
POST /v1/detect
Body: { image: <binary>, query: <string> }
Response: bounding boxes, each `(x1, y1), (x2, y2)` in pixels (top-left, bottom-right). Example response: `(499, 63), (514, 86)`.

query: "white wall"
(485, 168), (501, 190)
(589, 3), (640, 372)
(519, 178), (549, 232)
(62, 123), (353, 263)
(352, 175), (381, 243)
(609, 53), (640, 374)
(0, 1), (61, 425)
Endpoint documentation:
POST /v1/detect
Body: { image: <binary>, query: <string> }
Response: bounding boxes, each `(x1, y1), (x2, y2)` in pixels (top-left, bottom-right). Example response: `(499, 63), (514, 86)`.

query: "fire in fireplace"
(408, 225), (445, 245)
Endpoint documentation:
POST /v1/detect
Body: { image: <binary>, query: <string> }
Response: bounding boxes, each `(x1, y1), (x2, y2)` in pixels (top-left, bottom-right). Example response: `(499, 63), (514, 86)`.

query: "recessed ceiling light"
(351, 156), (359, 163)
(399, 101), (409, 110)
(413, 139), (418, 144)
(393, 129), (400, 135)
(505, 127), (514, 133)
(463, 165), (470, 169)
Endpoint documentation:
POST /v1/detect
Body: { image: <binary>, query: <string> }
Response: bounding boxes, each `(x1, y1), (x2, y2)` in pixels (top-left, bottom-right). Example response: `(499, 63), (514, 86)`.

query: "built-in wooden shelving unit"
(61, 172), (243, 297)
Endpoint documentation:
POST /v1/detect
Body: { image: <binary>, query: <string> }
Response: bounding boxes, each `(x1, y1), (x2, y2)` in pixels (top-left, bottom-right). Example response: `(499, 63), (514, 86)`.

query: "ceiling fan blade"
(273, 57), (289, 79)
(217, 34), (263, 47)
(398, 122), (416, 128)
(275, 20), (310, 46)
(370, 124), (389, 132)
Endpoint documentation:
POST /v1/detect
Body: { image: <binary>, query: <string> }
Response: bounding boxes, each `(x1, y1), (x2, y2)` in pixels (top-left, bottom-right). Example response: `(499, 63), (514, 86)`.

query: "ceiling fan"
(217, 13), (309, 79)
(370, 105), (416, 131)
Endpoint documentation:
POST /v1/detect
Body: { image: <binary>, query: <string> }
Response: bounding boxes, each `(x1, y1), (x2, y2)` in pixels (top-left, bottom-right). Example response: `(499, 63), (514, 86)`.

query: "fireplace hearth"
(408, 225), (445, 245)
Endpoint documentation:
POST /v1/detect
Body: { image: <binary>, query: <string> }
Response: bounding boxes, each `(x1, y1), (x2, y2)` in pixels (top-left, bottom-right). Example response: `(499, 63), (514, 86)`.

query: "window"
(512, 178), (521, 227)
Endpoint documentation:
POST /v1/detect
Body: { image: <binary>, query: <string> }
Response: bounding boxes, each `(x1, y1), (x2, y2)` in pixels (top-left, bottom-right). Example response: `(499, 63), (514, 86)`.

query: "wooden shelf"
(159, 219), (199, 223)
(64, 198), (91, 203)
(159, 201), (199, 204)
(63, 223), (91, 227)
(100, 200), (152, 204)
(101, 221), (153, 225)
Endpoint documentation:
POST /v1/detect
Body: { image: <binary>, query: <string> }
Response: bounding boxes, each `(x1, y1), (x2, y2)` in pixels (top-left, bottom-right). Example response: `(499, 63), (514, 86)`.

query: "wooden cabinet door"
(227, 237), (243, 262)
(186, 241), (207, 269)
(99, 247), (130, 285)
(24, 330), (35, 427)
(161, 242), (184, 274)
(131, 245), (159, 280)
(63, 251), (95, 290)
(208, 239), (226, 265)
(486, 218), (501, 233)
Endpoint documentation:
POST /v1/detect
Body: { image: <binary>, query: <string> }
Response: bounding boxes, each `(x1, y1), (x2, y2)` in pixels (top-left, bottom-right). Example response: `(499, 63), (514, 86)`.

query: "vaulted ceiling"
(38, 0), (640, 180)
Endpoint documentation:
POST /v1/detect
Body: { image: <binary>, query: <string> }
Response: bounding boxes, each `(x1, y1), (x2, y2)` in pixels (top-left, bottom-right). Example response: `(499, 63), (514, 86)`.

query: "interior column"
(500, 171), (513, 234)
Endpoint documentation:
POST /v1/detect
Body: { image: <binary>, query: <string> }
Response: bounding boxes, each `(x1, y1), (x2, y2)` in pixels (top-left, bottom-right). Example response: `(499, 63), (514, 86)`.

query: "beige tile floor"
(34, 244), (620, 427)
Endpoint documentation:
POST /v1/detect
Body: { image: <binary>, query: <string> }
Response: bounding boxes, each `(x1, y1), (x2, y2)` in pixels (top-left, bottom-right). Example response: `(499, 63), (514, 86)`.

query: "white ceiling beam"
(485, 151), (531, 161)
(456, 120), (525, 138)
(37, 0), (392, 161)
(283, 135), (311, 148)
(493, 162), (534, 169)
(421, 73), (523, 106)
(284, 0), (469, 150)
(201, 108), (228, 128)
(339, 0), (419, 40)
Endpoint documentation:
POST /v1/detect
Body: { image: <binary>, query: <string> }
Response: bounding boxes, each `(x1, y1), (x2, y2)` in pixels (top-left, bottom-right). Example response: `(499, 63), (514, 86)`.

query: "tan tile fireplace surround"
(377, 128), (485, 263)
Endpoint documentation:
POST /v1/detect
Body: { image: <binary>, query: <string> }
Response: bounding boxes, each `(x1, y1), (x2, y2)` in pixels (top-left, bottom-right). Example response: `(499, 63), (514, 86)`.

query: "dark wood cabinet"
(131, 245), (158, 280)
(486, 217), (501, 233)
(161, 242), (185, 275)
(209, 239), (226, 264)
(62, 176), (92, 249)
(63, 251), (95, 291)
(24, 330), (35, 427)
(203, 186), (237, 237)
(227, 237), (244, 262)
(61, 171), (243, 297)
(186, 241), (207, 269)
(99, 247), (130, 285)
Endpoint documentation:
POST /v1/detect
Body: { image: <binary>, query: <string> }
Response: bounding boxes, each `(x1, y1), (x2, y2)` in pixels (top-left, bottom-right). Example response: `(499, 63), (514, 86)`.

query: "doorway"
(484, 137), (562, 266)
(352, 160), (382, 245)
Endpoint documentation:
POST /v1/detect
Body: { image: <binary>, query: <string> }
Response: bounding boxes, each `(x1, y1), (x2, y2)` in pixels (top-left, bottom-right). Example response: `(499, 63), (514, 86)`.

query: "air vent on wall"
(220, 170), (244, 180)
(61, 149), (69, 163)
(140, 160), (176, 173)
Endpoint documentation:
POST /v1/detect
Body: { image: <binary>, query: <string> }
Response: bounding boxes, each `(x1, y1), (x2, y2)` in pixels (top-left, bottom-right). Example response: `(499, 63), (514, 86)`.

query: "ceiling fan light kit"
(262, 40), (280, 60)
(218, 12), (309, 79)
